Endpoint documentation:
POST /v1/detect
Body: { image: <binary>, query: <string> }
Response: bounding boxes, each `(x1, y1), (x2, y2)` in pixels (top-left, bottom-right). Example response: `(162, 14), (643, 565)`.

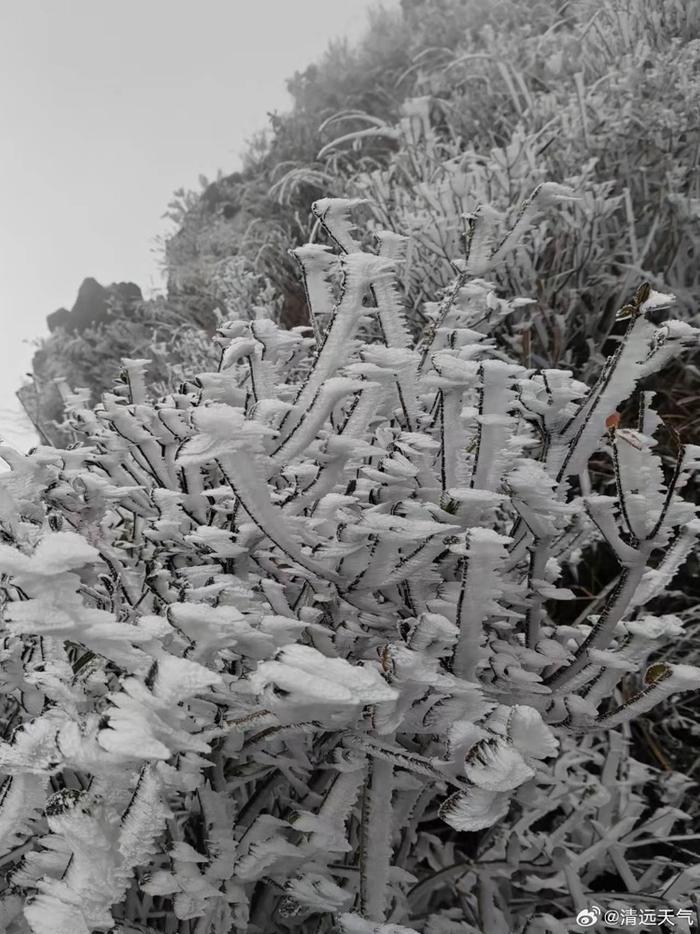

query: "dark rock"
(69, 277), (110, 332)
(46, 308), (71, 333)
(45, 278), (142, 334)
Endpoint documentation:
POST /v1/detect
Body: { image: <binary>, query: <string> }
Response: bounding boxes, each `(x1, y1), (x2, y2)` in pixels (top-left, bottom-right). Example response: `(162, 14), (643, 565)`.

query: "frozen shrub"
(285, 0), (700, 377)
(0, 196), (699, 933)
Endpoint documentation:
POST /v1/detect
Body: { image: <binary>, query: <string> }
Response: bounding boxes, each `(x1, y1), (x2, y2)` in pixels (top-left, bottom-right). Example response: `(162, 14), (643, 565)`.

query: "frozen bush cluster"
(0, 195), (699, 933)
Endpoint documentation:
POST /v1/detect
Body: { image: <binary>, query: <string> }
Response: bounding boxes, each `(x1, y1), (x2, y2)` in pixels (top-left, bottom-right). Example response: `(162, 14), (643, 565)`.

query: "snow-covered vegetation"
(6, 0), (700, 930)
(1, 192), (699, 932)
(24, 0), (700, 435)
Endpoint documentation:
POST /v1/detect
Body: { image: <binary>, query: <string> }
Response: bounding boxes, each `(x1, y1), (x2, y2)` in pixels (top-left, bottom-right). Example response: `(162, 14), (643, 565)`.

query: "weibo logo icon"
(576, 906), (602, 927)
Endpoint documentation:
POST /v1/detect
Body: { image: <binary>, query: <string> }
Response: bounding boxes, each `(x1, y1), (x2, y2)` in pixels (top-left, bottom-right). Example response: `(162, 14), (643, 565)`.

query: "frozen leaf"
(439, 785), (512, 832)
(0, 532), (99, 583)
(464, 738), (535, 791)
(507, 706), (559, 761)
(250, 644), (397, 710)
(285, 872), (353, 912)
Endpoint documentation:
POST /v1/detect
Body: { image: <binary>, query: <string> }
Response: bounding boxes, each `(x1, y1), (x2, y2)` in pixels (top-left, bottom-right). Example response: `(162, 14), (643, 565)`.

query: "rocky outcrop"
(46, 278), (142, 334)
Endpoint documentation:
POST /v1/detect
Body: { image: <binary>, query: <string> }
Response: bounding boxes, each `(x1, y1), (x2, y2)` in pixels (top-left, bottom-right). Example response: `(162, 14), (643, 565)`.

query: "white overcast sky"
(0, 0), (394, 451)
